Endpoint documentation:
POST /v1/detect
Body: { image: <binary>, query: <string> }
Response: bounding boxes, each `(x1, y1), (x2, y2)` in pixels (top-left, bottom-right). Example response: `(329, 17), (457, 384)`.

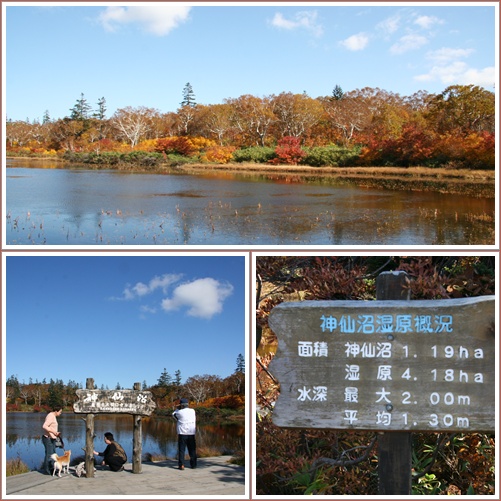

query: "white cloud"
(339, 32), (369, 51)
(415, 62), (495, 88)
(414, 15), (443, 30)
(161, 278), (233, 319)
(98, 5), (191, 36)
(460, 67), (496, 87)
(376, 14), (401, 36)
(415, 45), (494, 88)
(426, 47), (474, 63)
(270, 11), (323, 37)
(390, 33), (428, 55)
(121, 273), (183, 300)
(140, 305), (157, 314)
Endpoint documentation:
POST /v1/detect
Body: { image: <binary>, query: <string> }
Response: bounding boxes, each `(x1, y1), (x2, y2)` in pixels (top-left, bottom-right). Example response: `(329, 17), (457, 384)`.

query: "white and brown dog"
(51, 450), (71, 477)
(74, 461), (86, 477)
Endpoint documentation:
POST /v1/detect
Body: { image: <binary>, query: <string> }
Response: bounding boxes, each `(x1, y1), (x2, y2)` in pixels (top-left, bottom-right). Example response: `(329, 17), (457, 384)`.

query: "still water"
(5, 161), (494, 245)
(6, 412), (244, 470)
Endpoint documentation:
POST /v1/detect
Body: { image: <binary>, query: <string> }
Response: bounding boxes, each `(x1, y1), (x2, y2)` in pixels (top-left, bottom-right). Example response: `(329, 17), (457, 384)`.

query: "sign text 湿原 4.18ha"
(268, 296), (495, 432)
(73, 389), (156, 416)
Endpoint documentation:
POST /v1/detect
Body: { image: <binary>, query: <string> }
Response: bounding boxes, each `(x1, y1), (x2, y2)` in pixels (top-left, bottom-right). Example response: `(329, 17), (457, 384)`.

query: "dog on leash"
(51, 450), (71, 477)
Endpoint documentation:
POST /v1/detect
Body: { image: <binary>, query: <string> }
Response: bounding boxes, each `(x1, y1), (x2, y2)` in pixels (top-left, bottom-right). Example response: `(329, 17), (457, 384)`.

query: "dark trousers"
(42, 435), (56, 474)
(178, 434), (197, 468)
(105, 457), (126, 472)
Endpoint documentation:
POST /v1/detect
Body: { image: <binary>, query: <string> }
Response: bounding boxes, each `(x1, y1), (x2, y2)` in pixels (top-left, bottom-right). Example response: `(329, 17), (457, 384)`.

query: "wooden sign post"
(74, 379), (156, 476)
(268, 272), (495, 494)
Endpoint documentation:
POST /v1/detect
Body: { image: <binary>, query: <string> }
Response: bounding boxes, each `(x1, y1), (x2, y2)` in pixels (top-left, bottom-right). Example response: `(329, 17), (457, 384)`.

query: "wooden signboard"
(268, 296), (495, 432)
(74, 389), (156, 416)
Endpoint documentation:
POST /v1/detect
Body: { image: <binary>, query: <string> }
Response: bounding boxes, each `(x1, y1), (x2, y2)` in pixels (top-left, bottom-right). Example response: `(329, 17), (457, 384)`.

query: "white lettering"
(344, 387), (358, 402)
(375, 387), (391, 403)
(298, 341), (313, 357)
(344, 410), (358, 424)
(430, 392), (471, 405)
(402, 391), (411, 404)
(376, 411), (392, 426)
(345, 365), (360, 381)
(377, 365), (392, 380)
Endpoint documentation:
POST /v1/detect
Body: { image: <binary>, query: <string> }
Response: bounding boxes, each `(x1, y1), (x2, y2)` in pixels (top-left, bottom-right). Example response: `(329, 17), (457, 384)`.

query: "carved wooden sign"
(74, 389), (156, 416)
(268, 296), (495, 432)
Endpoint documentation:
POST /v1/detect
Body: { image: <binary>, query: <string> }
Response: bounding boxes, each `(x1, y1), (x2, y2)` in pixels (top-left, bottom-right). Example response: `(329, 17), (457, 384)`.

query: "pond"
(5, 160), (495, 245)
(5, 412), (245, 471)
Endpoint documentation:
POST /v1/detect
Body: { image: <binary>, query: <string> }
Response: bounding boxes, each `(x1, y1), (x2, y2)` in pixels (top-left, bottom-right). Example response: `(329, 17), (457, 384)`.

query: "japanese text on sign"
(268, 297), (495, 432)
(74, 389), (156, 416)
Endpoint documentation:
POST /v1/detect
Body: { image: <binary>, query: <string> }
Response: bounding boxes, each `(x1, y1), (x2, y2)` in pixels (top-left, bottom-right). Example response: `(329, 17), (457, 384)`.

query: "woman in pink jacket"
(41, 407), (62, 474)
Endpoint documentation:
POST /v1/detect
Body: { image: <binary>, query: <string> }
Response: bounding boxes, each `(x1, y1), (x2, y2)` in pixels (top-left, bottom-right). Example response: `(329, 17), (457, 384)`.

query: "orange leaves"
(199, 395), (244, 409)
(154, 136), (216, 157)
(201, 145), (236, 163)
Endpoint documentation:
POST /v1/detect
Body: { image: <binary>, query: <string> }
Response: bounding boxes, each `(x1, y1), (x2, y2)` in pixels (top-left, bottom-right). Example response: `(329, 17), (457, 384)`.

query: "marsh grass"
(178, 163), (495, 197)
(196, 445), (225, 457)
(6, 457), (31, 476)
(181, 163), (495, 180)
(143, 452), (170, 462)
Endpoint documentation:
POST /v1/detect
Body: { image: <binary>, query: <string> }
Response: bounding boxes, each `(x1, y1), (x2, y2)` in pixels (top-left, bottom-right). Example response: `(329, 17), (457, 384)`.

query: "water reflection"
(6, 413), (244, 470)
(6, 161), (494, 245)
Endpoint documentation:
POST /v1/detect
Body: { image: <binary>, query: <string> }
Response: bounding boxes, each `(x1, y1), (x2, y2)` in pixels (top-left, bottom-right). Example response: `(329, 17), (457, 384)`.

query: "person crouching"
(93, 432), (127, 472)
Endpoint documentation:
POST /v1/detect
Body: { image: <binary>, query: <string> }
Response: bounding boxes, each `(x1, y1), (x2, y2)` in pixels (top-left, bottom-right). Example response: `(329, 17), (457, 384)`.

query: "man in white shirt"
(172, 398), (197, 470)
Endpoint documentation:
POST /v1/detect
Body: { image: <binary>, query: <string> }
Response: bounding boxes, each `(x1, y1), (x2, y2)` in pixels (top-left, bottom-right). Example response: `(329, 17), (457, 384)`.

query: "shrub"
(201, 145), (236, 164)
(232, 146), (276, 163)
(164, 153), (197, 166)
(271, 136), (306, 165)
(200, 395), (245, 410)
(32, 405), (49, 413)
(120, 150), (163, 167)
(302, 145), (361, 167)
(155, 136), (197, 156)
(154, 136), (216, 157)
(62, 150), (163, 167)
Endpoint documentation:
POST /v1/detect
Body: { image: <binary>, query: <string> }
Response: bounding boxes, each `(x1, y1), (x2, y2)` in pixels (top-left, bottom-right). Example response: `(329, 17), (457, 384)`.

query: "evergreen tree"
(70, 92), (92, 120)
(331, 84), (344, 101)
(235, 353), (245, 373)
(42, 110), (51, 124)
(47, 379), (64, 409)
(174, 369), (182, 386)
(94, 97), (107, 120)
(6, 375), (20, 402)
(157, 368), (172, 387)
(180, 82), (196, 107)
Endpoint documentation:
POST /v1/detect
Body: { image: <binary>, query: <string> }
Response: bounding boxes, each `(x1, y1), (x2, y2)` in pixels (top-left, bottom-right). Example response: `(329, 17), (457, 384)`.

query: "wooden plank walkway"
(5, 456), (246, 497)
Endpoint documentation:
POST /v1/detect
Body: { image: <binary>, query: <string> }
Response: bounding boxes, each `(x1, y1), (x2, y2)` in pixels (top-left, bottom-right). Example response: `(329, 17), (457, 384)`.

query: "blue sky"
(4, 2), (496, 122)
(4, 253), (247, 389)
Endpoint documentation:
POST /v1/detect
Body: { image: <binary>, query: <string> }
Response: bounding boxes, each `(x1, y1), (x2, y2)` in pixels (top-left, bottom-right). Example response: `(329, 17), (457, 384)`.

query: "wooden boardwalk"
(5, 456), (246, 497)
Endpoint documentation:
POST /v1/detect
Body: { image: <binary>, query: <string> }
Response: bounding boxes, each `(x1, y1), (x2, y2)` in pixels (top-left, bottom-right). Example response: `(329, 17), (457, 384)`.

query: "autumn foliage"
(6, 84), (495, 169)
(270, 136), (307, 165)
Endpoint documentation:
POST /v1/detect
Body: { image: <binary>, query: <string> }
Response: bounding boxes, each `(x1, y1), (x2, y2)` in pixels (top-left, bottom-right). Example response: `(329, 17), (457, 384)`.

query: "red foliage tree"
(271, 136), (306, 165)
(154, 136), (196, 156)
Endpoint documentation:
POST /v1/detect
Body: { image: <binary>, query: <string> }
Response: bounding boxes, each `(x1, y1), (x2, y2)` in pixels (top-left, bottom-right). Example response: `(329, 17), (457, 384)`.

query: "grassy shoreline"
(7, 156), (495, 197)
